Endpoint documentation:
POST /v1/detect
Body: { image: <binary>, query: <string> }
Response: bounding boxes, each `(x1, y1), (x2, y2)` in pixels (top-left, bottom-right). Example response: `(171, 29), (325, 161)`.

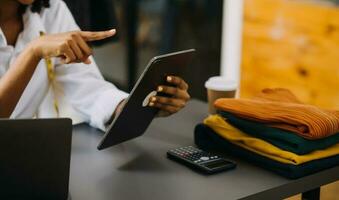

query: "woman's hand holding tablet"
(149, 75), (190, 117)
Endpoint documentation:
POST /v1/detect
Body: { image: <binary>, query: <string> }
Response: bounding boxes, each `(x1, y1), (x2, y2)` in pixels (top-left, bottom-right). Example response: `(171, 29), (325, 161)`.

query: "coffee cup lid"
(205, 76), (238, 91)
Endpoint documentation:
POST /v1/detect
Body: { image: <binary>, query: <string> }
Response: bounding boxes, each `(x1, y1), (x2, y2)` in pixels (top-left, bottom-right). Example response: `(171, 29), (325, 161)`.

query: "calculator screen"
(203, 160), (233, 169)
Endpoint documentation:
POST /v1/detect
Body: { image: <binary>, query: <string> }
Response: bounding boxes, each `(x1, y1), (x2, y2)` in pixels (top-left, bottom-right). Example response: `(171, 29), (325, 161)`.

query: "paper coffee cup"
(205, 76), (238, 114)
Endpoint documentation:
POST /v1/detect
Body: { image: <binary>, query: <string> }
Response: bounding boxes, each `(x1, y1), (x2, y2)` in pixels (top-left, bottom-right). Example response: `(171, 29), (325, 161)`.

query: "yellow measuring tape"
(40, 31), (60, 117)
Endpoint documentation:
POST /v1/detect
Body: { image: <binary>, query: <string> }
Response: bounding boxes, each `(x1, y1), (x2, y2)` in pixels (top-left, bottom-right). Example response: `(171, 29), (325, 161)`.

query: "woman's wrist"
(26, 40), (43, 62)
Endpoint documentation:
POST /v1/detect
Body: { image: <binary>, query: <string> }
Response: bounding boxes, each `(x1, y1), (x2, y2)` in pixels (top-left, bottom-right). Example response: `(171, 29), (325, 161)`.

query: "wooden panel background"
(240, 0), (339, 109)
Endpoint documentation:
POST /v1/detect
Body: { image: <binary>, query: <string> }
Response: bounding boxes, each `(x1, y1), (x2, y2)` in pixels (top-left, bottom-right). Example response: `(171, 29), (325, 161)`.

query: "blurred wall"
(136, 0), (223, 101)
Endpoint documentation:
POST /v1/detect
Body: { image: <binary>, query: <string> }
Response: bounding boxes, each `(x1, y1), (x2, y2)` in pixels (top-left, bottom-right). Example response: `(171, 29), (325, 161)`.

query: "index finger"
(80, 29), (116, 42)
(166, 76), (189, 90)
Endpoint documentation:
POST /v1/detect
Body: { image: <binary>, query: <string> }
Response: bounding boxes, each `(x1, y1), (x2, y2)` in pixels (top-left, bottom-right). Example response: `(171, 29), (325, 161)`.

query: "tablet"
(97, 49), (195, 150)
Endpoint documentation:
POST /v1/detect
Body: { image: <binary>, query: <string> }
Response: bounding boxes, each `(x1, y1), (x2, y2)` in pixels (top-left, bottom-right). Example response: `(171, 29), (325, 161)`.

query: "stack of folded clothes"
(194, 88), (339, 179)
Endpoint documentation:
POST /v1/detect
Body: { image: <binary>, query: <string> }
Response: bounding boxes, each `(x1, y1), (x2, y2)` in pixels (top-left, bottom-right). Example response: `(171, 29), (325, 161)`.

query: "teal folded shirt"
(218, 111), (339, 155)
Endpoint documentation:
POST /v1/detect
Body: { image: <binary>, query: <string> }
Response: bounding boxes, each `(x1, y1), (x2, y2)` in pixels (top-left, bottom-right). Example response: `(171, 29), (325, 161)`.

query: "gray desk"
(69, 100), (339, 200)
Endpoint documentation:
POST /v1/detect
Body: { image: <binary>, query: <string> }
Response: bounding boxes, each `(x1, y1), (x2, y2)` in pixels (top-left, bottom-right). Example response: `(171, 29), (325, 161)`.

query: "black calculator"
(167, 146), (236, 174)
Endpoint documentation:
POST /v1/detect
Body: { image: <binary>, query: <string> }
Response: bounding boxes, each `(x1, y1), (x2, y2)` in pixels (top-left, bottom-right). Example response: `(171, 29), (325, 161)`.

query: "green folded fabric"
(218, 111), (339, 155)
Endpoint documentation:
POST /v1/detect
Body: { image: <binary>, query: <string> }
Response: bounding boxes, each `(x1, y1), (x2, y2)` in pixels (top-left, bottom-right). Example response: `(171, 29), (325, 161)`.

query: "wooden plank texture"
(240, 0), (339, 109)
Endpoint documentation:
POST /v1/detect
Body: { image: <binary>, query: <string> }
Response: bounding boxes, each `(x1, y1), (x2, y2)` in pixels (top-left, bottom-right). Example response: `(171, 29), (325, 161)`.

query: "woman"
(0, 0), (190, 130)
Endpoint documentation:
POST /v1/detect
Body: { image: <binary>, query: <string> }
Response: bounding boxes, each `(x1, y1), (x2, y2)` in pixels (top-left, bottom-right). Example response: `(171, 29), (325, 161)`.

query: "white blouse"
(0, 0), (128, 130)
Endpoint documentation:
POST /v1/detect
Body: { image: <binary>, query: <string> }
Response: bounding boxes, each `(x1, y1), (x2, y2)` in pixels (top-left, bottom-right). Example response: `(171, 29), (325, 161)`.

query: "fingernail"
(109, 29), (116, 33)
(149, 102), (154, 107)
(167, 76), (172, 82)
(151, 97), (157, 102)
(84, 58), (91, 64)
(158, 86), (163, 92)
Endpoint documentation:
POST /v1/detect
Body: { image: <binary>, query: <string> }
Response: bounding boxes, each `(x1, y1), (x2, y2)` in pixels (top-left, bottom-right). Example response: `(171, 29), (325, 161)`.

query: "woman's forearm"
(0, 43), (41, 117)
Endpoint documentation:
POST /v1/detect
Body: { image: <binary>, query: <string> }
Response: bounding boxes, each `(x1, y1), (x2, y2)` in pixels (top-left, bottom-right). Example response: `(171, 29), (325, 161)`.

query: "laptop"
(98, 49), (195, 150)
(0, 118), (72, 200)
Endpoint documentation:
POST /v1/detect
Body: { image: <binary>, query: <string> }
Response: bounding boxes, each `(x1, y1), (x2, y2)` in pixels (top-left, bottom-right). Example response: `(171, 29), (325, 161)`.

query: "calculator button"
(200, 157), (209, 161)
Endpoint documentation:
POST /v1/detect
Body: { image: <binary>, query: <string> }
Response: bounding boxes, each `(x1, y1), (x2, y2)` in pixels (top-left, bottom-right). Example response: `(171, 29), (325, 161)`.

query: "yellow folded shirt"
(204, 115), (339, 165)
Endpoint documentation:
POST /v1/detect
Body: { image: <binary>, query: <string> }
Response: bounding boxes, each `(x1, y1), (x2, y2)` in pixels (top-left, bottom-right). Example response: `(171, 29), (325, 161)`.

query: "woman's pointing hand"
(30, 29), (116, 64)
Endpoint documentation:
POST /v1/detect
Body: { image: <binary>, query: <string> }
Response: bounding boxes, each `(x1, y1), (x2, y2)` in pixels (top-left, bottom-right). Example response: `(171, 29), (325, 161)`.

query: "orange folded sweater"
(214, 88), (339, 139)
